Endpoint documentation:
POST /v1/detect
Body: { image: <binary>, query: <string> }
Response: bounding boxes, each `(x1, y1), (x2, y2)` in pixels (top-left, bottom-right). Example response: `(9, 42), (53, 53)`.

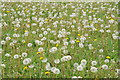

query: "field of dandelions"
(0, 2), (119, 78)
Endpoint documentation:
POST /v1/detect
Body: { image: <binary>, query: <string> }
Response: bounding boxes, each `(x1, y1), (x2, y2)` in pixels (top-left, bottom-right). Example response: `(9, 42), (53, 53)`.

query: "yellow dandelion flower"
(76, 40), (80, 42)
(28, 24), (30, 25)
(95, 29), (98, 31)
(16, 9), (18, 10)
(45, 72), (50, 75)
(94, 39), (97, 41)
(25, 9), (28, 11)
(6, 11), (10, 13)
(110, 19), (114, 20)
(56, 44), (59, 47)
(24, 66), (28, 70)
(77, 34), (80, 36)
(106, 56), (110, 59)
(73, 30), (76, 31)
(16, 28), (18, 30)
(9, 37), (11, 40)
(45, 19), (49, 21)
(109, 17), (112, 19)
(94, 48), (96, 50)
(25, 30), (28, 32)
(61, 17), (64, 19)
(66, 38), (69, 40)
(92, 10), (94, 12)
(22, 41), (26, 43)
(40, 57), (43, 60)
(36, 52), (42, 54)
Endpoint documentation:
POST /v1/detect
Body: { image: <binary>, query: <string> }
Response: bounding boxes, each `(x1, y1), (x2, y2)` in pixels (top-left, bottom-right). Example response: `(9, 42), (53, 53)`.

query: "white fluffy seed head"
(54, 59), (60, 64)
(91, 61), (97, 66)
(77, 65), (83, 71)
(99, 49), (104, 53)
(27, 43), (32, 47)
(90, 67), (98, 73)
(49, 47), (57, 53)
(42, 58), (48, 63)
(23, 58), (31, 65)
(38, 47), (44, 52)
(1, 40), (6, 45)
(104, 59), (109, 63)
(29, 64), (34, 68)
(22, 52), (28, 57)
(81, 59), (87, 65)
(79, 43), (84, 48)
(74, 63), (79, 68)
(14, 54), (19, 59)
(102, 64), (108, 69)
(52, 68), (60, 74)
(5, 53), (11, 57)
(6, 37), (11, 41)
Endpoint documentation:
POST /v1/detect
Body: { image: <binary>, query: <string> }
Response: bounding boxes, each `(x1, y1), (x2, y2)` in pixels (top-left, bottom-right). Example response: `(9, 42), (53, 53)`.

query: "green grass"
(1, 2), (119, 78)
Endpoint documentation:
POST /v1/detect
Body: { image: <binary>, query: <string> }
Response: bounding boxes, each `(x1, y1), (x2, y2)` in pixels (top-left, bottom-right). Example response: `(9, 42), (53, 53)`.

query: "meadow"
(1, 2), (119, 78)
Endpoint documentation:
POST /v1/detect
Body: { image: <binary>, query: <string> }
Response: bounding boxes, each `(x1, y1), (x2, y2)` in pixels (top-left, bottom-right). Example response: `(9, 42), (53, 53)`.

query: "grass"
(1, 2), (119, 78)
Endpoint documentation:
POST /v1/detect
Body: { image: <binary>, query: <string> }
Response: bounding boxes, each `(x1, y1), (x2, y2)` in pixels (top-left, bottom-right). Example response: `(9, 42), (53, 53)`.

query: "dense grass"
(1, 2), (119, 78)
